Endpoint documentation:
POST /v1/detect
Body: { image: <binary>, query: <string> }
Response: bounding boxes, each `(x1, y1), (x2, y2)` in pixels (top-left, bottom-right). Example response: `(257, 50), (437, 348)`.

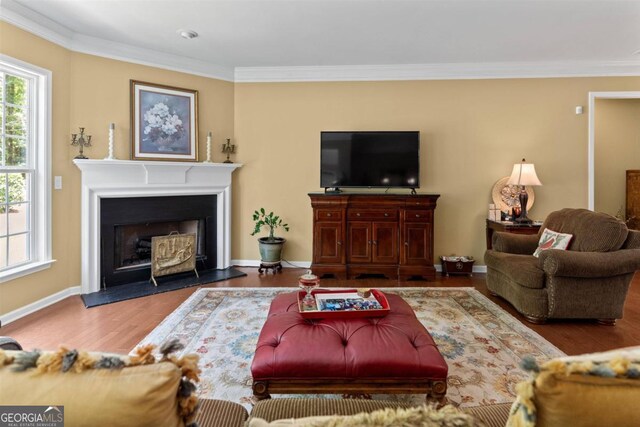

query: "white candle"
(206, 131), (212, 163)
(105, 123), (115, 160)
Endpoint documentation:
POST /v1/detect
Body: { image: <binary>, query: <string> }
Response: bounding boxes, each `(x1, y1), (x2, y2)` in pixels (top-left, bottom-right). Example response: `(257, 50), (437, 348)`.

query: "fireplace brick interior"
(100, 195), (216, 287)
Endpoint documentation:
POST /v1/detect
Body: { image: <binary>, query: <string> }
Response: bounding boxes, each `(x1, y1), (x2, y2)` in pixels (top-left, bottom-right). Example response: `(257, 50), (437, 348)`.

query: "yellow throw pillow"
(507, 346), (640, 427)
(0, 342), (199, 427)
(247, 404), (486, 427)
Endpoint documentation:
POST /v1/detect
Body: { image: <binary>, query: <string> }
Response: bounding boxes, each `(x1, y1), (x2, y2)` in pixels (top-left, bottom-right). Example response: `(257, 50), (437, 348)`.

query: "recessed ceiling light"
(177, 29), (198, 40)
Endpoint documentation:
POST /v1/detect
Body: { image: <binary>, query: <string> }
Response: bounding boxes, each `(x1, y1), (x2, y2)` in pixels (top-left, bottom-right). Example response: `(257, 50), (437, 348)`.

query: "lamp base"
(515, 187), (533, 223)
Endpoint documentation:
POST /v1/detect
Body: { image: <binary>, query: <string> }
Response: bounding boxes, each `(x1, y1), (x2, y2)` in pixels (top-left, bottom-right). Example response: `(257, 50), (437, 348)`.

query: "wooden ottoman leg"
(252, 381), (271, 400)
(427, 380), (448, 407)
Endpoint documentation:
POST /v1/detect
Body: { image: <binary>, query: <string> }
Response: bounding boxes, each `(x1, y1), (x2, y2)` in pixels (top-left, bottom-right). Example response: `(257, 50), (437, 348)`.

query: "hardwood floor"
(1, 268), (639, 355)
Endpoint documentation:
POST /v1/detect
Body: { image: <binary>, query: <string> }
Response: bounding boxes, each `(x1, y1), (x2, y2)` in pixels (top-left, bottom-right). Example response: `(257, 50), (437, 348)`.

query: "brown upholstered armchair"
(485, 208), (640, 325)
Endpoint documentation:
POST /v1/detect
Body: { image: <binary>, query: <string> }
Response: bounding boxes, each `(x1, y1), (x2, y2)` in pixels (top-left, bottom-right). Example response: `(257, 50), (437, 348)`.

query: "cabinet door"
(372, 222), (398, 264)
(348, 222), (372, 263)
(313, 222), (344, 264)
(401, 222), (432, 265)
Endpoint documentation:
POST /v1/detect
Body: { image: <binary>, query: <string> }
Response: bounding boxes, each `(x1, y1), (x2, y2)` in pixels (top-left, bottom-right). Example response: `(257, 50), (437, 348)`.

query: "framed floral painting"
(130, 80), (198, 161)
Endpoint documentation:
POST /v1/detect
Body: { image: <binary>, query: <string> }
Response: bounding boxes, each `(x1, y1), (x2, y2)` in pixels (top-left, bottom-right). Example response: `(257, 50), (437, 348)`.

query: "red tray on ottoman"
(251, 291), (448, 403)
(297, 289), (390, 319)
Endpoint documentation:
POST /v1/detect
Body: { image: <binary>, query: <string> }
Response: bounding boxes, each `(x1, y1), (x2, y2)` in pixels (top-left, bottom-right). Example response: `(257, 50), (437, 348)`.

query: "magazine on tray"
(314, 292), (383, 312)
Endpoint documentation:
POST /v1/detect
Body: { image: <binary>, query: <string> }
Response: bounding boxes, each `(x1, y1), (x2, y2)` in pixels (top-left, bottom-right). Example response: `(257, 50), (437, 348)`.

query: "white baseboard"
(0, 285), (81, 326)
(232, 259), (312, 268)
(232, 260), (487, 274)
(474, 265), (488, 274)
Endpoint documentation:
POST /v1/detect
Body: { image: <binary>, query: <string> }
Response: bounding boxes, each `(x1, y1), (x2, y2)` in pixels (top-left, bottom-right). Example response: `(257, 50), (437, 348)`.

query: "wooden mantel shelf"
(73, 159), (242, 185)
(73, 158), (241, 168)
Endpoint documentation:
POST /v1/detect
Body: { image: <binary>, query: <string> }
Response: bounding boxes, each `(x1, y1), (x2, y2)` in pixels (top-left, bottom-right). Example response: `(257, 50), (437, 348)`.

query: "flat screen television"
(320, 131), (420, 190)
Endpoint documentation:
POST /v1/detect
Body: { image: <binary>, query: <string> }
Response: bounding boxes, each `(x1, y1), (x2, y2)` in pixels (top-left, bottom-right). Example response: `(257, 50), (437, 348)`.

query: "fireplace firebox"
(101, 195), (216, 287)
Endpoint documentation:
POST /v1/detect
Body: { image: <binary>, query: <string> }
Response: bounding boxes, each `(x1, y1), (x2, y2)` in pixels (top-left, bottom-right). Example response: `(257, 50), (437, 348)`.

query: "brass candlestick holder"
(71, 127), (92, 159)
(221, 138), (236, 163)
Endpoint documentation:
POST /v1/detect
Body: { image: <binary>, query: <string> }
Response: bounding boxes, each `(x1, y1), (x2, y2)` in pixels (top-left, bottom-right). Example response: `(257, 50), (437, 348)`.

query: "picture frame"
(130, 80), (198, 161)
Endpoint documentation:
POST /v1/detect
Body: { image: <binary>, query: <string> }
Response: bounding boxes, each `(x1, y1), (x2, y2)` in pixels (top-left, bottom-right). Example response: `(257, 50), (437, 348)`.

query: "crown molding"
(2, 0), (640, 84)
(234, 60), (640, 83)
(69, 33), (235, 81)
(0, 0), (235, 82)
(0, 0), (74, 47)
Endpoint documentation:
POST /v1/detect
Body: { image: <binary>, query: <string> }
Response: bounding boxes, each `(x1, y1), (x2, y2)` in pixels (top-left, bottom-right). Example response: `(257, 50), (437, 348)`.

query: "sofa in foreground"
(195, 398), (510, 427)
(2, 337), (640, 427)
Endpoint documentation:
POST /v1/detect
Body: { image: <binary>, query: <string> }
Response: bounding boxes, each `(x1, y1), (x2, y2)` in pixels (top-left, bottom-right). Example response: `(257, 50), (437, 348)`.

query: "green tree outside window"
(0, 72), (28, 213)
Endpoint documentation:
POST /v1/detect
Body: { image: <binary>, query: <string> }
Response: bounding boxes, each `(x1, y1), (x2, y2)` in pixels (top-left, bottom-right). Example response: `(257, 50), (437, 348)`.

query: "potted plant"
(251, 208), (290, 263)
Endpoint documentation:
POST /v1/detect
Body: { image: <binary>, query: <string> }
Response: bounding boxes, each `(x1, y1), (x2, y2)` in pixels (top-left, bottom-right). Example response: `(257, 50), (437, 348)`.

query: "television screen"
(320, 131), (420, 189)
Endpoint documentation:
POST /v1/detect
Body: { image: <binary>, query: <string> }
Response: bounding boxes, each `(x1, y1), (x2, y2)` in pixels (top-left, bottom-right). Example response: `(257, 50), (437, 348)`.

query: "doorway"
(588, 92), (640, 222)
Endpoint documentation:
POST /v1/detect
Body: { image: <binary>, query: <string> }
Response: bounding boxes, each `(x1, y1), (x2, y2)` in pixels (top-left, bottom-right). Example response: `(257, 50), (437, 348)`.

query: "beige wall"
(0, 22), (73, 317)
(2, 19), (640, 317)
(234, 78), (640, 264)
(0, 22), (234, 316)
(594, 99), (640, 216)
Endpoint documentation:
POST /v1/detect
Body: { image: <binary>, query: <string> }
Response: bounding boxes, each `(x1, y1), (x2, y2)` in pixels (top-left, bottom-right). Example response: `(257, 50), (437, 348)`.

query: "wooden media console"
(309, 193), (439, 281)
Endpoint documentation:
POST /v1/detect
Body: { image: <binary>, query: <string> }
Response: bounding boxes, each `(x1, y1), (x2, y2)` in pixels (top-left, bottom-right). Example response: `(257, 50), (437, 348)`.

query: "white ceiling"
(2, 0), (640, 81)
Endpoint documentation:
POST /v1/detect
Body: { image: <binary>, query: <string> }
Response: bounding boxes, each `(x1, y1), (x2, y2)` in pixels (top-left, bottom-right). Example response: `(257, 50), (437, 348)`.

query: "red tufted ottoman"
(251, 291), (448, 402)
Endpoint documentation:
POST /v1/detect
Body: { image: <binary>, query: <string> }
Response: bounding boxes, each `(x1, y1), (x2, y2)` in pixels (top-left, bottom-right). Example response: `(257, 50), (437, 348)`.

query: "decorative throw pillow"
(0, 339), (199, 427)
(532, 228), (573, 257)
(248, 404), (486, 427)
(507, 346), (640, 427)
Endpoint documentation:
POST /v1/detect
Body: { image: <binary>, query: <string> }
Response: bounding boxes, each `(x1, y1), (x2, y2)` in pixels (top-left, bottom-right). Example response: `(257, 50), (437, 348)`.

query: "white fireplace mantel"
(74, 159), (242, 294)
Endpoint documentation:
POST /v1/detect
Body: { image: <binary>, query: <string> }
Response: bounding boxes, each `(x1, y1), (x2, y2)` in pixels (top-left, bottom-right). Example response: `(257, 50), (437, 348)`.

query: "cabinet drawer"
(407, 199), (435, 208)
(405, 210), (432, 222)
(315, 209), (343, 221)
(348, 209), (398, 221)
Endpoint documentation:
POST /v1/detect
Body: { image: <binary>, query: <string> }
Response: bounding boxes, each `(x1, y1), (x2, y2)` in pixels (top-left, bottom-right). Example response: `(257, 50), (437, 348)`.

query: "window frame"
(0, 54), (53, 283)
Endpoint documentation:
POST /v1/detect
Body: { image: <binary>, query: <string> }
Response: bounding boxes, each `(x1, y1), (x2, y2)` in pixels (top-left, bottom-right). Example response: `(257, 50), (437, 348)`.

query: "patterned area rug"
(135, 287), (564, 409)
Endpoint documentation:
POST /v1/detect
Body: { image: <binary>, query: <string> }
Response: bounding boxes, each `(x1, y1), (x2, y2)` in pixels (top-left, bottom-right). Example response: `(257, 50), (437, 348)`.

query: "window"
(0, 55), (52, 282)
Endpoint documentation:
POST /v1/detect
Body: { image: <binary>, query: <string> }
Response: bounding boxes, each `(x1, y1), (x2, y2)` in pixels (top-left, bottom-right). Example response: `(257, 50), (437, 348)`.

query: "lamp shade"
(507, 161), (542, 186)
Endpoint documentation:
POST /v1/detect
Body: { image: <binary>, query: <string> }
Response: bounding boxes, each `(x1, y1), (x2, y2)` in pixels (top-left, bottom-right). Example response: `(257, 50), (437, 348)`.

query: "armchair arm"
(539, 248), (640, 278)
(0, 337), (22, 350)
(492, 232), (539, 254)
(623, 230), (640, 249)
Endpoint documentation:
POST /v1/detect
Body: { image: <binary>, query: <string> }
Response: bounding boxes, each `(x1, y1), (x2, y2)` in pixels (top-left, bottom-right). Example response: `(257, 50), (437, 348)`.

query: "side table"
(486, 220), (542, 250)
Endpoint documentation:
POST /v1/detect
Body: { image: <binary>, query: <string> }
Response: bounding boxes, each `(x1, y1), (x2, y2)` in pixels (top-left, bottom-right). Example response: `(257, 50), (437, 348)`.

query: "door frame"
(588, 91), (640, 210)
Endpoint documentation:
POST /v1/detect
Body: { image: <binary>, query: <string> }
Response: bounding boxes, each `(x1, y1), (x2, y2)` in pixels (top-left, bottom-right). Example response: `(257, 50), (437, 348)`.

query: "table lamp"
(507, 158), (542, 223)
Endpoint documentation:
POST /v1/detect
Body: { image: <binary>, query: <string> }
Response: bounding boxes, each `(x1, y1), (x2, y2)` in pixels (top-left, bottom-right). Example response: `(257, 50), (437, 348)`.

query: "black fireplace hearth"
(80, 267), (247, 308)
